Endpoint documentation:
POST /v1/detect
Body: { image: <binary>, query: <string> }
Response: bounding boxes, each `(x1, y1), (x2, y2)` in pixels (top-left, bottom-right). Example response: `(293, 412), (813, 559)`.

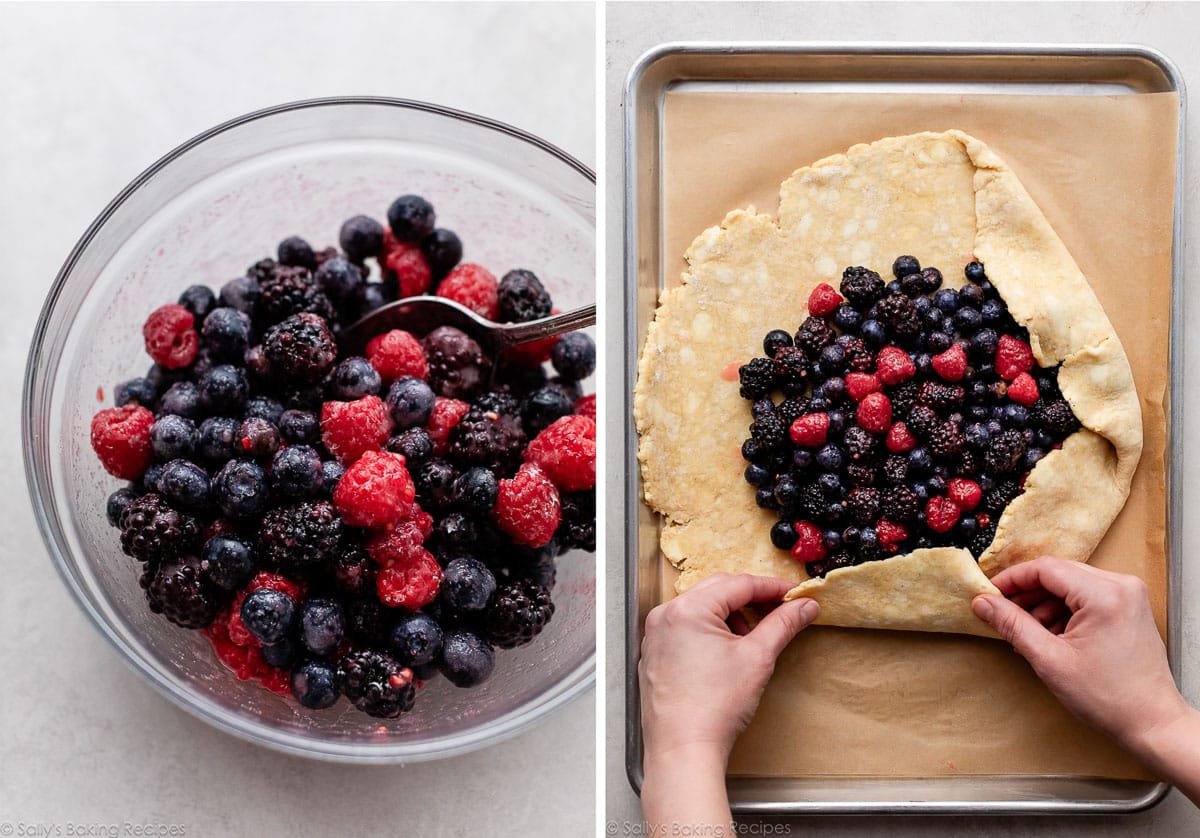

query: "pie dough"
(634, 130), (1142, 637)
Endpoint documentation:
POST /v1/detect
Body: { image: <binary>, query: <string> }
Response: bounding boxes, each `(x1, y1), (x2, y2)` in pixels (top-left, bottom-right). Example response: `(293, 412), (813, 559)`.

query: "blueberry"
(925, 331), (952, 354)
(859, 527), (879, 550)
(271, 445), (323, 498)
(439, 630), (495, 687)
(521, 385), (575, 436)
(441, 557), (497, 612)
(238, 417), (281, 460)
(816, 444), (844, 471)
(919, 267), (944, 293)
(822, 501), (847, 526)
(551, 333), (596, 382)
(451, 467), (499, 512)
(140, 463), (164, 493)
(965, 422), (991, 450)
(817, 472), (843, 497)
(198, 364), (248, 415)
(243, 345), (271, 381)
(980, 299), (1006, 324)
(964, 261), (987, 284)
(755, 486), (777, 510)
(833, 304), (863, 333)
(860, 319), (886, 346)
(770, 520), (798, 550)
(958, 284), (984, 308)
(219, 275), (260, 315)
(106, 488), (138, 528)
(953, 307), (983, 334)
(290, 660), (341, 709)
(986, 418), (1004, 435)
(261, 637), (299, 668)
(893, 255), (921, 279)
(212, 459), (270, 518)
(387, 194), (436, 241)
(330, 356), (382, 401)
(315, 256), (365, 306)
(244, 398), (283, 427)
(911, 482), (930, 501)
(886, 279), (903, 296)
(1034, 430), (1054, 449)
(957, 516), (980, 538)
(826, 410), (846, 434)
(926, 475), (946, 495)
(763, 329), (793, 356)
(420, 229), (463, 278)
(913, 352), (933, 377)
(196, 417), (238, 464)
(842, 526), (862, 548)
(822, 529), (842, 550)
(808, 396), (830, 412)
(115, 377), (158, 408)
(159, 459), (210, 510)
(819, 343), (847, 371)
(201, 535), (256, 590)
(773, 474), (800, 508)
(387, 427), (434, 465)
(969, 328), (999, 359)
(158, 381), (201, 419)
(1003, 404), (1030, 428)
(298, 597), (345, 657)
(360, 282), (389, 315)
(337, 215), (385, 263)
(436, 512), (477, 548)
(922, 307), (945, 331)
(817, 377), (846, 402)
(278, 409), (320, 445)
(385, 376), (436, 429)
(321, 460), (345, 495)
(277, 235), (317, 270)
(150, 415), (198, 461)
(792, 449), (814, 470)
(240, 588), (295, 645)
(200, 307), (252, 363)
(177, 284), (216, 320)
(934, 289), (959, 314)
(1023, 447), (1047, 469)
(391, 613), (444, 667)
(907, 447), (933, 475)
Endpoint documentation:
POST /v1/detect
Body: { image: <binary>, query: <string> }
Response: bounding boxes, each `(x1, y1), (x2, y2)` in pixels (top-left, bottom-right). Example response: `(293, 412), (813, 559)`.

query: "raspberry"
(876, 346), (915, 385)
(381, 232), (433, 297)
(320, 395), (392, 465)
(142, 304), (198, 369)
(845, 372), (881, 401)
(947, 477), (982, 511)
(885, 421), (916, 453)
(91, 405), (154, 479)
(995, 335), (1034, 380)
(574, 393), (596, 421)
(366, 329), (429, 383)
(856, 392), (892, 433)
(333, 449), (416, 528)
(427, 397), (470, 453)
(789, 412), (829, 447)
(875, 518), (908, 547)
(931, 343), (967, 382)
(436, 263), (499, 320)
(376, 548), (442, 610)
(501, 334), (558, 368)
(1008, 372), (1039, 406)
(789, 521), (826, 564)
(524, 415), (596, 491)
(925, 496), (961, 534)
(204, 621), (266, 680)
(807, 283), (843, 317)
(366, 520), (428, 567)
(494, 463), (561, 548)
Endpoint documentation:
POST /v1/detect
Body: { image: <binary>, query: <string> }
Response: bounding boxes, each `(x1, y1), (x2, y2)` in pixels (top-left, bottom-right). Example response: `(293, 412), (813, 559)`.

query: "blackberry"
(262, 313), (337, 384)
(388, 427), (435, 465)
(332, 545), (375, 596)
(795, 316), (835, 357)
(984, 479), (1024, 514)
(956, 449), (981, 475)
(906, 405), (938, 438)
(557, 490), (596, 552)
(277, 236), (318, 271)
(876, 293), (921, 339)
(846, 463), (875, 487)
(473, 389), (521, 417)
(888, 381), (920, 417)
(446, 408), (527, 474)
(985, 429), (1027, 474)
(772, 346), (809, 394)
(846, 487), (881, 524)
(843, 426), (877, 462)
(882, 453), (909, 486)
(749, 411), (786, 450)
(969, 523), (998, 557)
(777, 397), (808, 426)
(738, 358), (775, 399)
(260, 500), (344, 573)
(840, 336), (874, 372)
(918, 380), (965, 409)
(929, 421), (965, 460)
(147, 554), (224, 629)
(839, 266), (885, 308)
(414, 458), (459, 512)
(119, 493), (200, 562)
(423, 326), (491, 400)
(484, 580), (554, 648)
(497, 269), (552, 322)
(797, 483), (826, 519)
(338, 649), (415, 718)
(257, 265), (333, 324)
(1033, 399), (1080, 436)
(882, 485), (919, 522)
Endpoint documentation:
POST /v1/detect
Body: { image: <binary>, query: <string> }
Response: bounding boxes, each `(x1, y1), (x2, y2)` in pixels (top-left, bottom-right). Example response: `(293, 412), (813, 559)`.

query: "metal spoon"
(338, 295), (596, 356)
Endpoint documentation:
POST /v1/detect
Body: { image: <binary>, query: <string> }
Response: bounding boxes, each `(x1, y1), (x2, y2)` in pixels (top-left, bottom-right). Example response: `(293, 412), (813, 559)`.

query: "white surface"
(0, 3), (594, 836)
(605, 1), (1200, 833)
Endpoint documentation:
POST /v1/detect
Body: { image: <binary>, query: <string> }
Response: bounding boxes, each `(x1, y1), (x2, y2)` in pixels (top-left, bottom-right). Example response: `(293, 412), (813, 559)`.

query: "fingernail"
(972, 595), (994, 621)
(797, 598), (819, 621)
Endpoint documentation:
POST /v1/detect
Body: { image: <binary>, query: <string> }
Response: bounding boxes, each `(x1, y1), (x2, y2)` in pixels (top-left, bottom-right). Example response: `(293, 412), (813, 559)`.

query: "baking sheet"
(648, 89), (1178, 779)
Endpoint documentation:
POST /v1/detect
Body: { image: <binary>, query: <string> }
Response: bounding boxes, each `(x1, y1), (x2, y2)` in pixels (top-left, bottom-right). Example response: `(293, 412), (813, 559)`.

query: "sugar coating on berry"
(333, 449), (416, 528)
(320, 395), (392, 466)
(381, 232), (433, 298)
(366, 329), (429, 383)
(366, 519), (427, 567)
(376, 548), (443, 610)
(494, 463), (561, 548)
(427, 397), (470, 454)
(523, 415), (597, 492)
(91, 405), (155, 479)
(143, 304), (198, 369)
(436, 263), (499, 320)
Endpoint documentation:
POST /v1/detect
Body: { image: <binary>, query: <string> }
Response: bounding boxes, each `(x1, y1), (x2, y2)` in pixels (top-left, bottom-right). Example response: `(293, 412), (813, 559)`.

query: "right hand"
(971, 556), (1185, 752)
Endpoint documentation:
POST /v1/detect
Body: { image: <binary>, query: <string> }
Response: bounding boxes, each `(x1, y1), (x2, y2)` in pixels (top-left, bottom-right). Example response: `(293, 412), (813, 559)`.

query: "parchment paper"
(653, 90), (1177, 779)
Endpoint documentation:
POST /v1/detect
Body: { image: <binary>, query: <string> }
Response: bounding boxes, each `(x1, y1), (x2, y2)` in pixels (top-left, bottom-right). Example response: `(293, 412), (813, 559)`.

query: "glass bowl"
(22, 97), (596, 762)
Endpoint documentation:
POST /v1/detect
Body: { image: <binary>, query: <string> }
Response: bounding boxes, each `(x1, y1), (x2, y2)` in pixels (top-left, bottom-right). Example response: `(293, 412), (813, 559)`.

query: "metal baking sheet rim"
(621, 42), (1186, 816)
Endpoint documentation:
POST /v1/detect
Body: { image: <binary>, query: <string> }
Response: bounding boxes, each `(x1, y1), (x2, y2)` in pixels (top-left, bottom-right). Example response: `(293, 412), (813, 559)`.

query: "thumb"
(972, 594), (1057, 664)
(747, 598), (819, 659)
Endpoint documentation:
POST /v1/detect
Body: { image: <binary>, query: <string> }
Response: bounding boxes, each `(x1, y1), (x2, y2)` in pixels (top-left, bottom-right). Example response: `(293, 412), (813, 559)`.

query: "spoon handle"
(495, 304), (596, 348)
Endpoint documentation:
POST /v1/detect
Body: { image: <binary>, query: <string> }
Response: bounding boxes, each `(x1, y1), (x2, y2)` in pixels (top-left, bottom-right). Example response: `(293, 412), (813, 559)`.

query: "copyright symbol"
(606, 822), (618, 836)
(2, 822), (14, 836)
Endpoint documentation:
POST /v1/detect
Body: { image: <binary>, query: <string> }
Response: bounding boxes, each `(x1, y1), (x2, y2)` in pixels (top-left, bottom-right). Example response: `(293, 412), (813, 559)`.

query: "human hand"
(971, 556), (1185, 752)
(639, 573), (819, 764)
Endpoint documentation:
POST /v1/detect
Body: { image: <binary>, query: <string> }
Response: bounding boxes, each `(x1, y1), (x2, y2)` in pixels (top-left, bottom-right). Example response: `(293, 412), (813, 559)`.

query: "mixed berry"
(738, 257), (1080, 578)
(89, 194), (596, 718)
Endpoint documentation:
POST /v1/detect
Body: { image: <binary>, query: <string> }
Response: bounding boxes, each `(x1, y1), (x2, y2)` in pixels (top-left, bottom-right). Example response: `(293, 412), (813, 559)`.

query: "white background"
(0, 3), (594, 836)
(605, 2), (1200, 835)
